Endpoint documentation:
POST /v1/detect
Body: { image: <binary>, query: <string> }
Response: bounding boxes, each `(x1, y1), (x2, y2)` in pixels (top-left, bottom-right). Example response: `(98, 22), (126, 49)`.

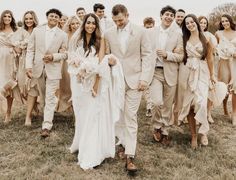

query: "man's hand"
(43, 54), (53, 63)
(138, 80), (148, 91)
(156, 49), (167, 59)
(108, 57), (117, 66)
(26, 68), (33, 79)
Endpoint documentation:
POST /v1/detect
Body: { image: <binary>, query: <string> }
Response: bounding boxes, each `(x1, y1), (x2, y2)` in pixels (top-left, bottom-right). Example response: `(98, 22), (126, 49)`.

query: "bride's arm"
(92, 38), (105, 97)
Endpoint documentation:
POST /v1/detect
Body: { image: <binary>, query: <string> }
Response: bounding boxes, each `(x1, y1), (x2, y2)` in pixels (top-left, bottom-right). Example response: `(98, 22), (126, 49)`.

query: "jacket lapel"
(125, 24), (135, 55)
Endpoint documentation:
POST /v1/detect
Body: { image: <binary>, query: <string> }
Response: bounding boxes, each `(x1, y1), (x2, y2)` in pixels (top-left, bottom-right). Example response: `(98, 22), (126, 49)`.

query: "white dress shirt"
(156, 25), (170, 67)
(45, 25), (57, 50)
(117, 22), (131, 54)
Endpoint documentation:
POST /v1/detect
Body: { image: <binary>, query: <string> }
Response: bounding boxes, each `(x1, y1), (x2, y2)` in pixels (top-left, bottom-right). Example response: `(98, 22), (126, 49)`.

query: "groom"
(105, 4), (155, 172)
(25, 8), (68, 138)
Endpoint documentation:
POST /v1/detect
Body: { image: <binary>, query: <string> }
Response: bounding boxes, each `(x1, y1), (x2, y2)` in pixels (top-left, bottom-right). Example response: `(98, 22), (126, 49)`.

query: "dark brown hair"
(219, 14), (236, 31)
(198, 16), (208, 31)
(143, 17), (155, 26)
(78, 13), (101, 56)
(182, 14), (209, 64)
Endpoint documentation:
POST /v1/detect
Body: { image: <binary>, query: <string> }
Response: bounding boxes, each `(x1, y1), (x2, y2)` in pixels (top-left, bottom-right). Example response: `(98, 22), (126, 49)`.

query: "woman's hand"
(14, 47), (22, 55)
(210, 75), (217, 84)
(92, 75), (100, 97)
(92, 83), (98, 97)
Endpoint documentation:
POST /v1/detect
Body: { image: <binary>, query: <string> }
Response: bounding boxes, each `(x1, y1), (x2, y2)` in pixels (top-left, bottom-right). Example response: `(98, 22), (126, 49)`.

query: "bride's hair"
(69, 13), (101, 57)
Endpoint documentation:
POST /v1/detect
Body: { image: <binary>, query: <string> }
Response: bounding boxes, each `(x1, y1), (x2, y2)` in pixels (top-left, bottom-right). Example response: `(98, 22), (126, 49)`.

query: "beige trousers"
(116, 83), (143, 156)
(31, 70), (60, 130)
(149, 68), (176, 135)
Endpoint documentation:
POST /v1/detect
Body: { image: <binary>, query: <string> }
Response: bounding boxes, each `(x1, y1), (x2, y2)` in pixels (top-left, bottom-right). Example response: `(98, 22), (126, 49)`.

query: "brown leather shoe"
(41, 129), (50, 138)
(117, 145), (126, 159)
(160, 135), (171, 146)
(153, 128), (162, 142)
(126, 157), (137, 173)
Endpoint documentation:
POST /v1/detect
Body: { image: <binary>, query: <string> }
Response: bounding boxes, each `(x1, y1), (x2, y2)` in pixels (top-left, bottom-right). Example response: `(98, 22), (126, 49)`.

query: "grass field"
(0, 101), (236, 180)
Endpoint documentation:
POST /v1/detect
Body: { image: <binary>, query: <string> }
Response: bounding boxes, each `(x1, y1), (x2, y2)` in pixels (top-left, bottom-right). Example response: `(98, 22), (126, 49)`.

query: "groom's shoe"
(41, 129), (50, 138)
(126, 157), (137, 173)
(117, 145), (126, 159)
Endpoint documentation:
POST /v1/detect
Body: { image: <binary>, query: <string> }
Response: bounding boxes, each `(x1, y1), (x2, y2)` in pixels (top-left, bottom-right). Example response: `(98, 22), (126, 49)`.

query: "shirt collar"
(159, 24), (170, 33)
(118, 22), (130, 32)
(46, 25), (57, 32)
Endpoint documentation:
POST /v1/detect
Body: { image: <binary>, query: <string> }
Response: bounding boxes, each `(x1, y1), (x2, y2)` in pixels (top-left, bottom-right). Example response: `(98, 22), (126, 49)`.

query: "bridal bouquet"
(217, 41), (235, 60)
(67, 52), (98, 82)
(76, 58), (98, 83)
(13, 39), (28, 50)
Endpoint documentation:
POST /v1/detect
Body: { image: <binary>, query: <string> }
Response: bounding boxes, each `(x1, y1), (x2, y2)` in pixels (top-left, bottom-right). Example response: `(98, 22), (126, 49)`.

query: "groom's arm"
(53, 32), (68, 62)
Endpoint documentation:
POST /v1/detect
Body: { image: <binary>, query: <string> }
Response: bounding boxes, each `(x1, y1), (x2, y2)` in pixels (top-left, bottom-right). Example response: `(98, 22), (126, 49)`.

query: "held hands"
(108, 56), (117, 66)
(14, 47), (22, 55)
(156, 49), (167, 59)
(210, 75), (217, 84)
(138, 80), (148, 91)
(26, 68), (33, 79)
(43, 54), (53, 63)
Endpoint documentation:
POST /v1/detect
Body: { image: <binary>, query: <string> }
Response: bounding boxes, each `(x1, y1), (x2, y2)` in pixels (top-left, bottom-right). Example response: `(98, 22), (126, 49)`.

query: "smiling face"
(76, 10), (86, 21)
(161, 11), (175, 28)
(59, 15), (68, 27)
(95, 8), (105, 19)
(199, 18), (208, 31)
(47, 13), (60, 28)
(175, 11), (185, 26)
(70, 18), (80, 32)
(221, 16), (231, 30)
(185, 17), (198, 32)
(24, 13), (34, 28)
(85, 16), (96, 35)
(3, 13), (12, 25)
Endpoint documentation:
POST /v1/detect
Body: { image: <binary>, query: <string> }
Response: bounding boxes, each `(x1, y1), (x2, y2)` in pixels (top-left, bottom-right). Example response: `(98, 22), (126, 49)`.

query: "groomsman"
(149, 5), (183, 145)
(143, 17), (155, 117)
(26, 9), (68, 138)
(93, 3), (114, 33)
(175, 9), (185, 27)
(75, 7), (86, 24)
(104, 4), (155, 173)
(143, 17), (155, 29)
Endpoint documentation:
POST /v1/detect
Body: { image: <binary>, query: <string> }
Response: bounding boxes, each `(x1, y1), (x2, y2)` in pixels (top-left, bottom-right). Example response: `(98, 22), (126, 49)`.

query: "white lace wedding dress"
(68, 43), (125, 170)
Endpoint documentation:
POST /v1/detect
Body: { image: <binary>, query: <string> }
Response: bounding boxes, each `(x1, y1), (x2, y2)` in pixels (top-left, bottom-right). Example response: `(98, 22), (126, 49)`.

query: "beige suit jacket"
(25, 24), (68, 80)
(104, 23), (155, 89)
(149, 25), (183, 86)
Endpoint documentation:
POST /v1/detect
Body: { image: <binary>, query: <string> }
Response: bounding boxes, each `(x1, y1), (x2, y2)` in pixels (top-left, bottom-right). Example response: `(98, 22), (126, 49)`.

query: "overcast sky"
(0, 0), (235, 25)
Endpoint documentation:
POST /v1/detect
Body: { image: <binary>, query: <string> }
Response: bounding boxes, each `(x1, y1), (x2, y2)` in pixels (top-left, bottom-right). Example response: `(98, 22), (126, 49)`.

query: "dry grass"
(0, 100), (236, 180)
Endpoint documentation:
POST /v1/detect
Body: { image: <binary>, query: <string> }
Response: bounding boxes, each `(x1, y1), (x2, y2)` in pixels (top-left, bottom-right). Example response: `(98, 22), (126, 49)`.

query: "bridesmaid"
(17, 11), (39, 126)
(215, 14), (236, 126)
(179, 14), (215, 149)
(63, 16), (81, 40)
(0, 10), (21, 123)
(56, 16), (80, 112)
(58, 14), (68, 29)
(198, 16), (218, 124)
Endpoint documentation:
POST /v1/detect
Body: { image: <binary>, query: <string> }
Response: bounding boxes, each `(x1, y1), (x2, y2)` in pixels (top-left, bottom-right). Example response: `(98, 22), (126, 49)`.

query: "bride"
(68, 13), (125, 170)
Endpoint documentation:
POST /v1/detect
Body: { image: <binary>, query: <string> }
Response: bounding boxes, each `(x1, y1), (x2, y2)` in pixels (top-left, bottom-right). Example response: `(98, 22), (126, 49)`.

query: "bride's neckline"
(188, 41), (201, 47)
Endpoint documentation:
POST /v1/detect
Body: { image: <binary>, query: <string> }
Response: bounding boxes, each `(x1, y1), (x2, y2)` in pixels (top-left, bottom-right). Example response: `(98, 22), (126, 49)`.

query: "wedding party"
(0, 0), (236, 179)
